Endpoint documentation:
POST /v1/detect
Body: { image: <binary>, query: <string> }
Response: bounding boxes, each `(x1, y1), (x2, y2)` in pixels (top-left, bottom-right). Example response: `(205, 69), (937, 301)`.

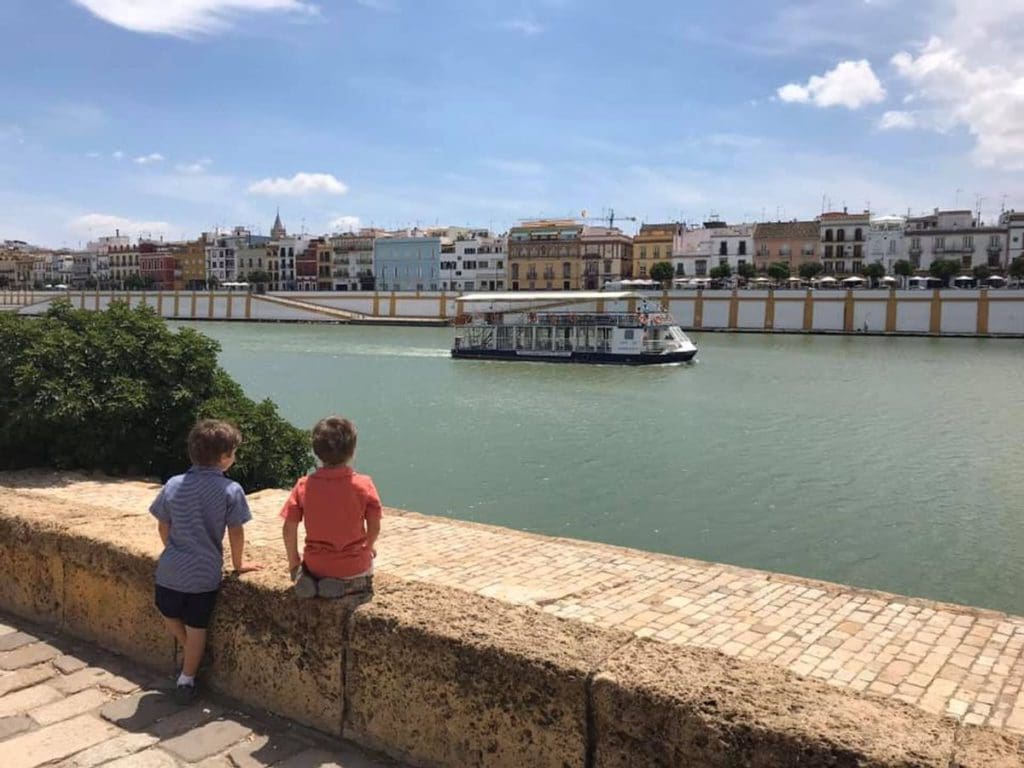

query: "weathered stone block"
(60, 544), (173, 673)
(952, 724), (1024, 768)
(0, 518), (64, 625)
(592, 638), (959, 767)
(344, 577), (627, 768)
(204, 577), (348, 737)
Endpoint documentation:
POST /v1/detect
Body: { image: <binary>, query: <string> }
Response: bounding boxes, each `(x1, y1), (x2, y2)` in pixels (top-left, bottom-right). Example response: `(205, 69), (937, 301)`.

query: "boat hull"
(450, 348), (697, 365)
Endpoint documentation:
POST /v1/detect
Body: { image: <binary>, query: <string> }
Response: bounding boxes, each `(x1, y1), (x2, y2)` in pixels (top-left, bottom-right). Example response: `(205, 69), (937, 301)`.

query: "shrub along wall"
(0, 300), (311, 491)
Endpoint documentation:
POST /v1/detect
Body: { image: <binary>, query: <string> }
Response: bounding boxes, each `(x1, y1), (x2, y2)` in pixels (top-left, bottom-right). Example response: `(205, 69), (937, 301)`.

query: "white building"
(999, 211), (1024, 267)
(819, 210), (870, 274)
(87, 232), (130, 255)
(905, 209), (1006, 273)
(866, 215), (906, 274)
(328, 231), (377, 291)
(439, 229), (506, 292)
(672, 226), (713, 277)
(707, 223), (754, 273)
(205, 227), (270, 284)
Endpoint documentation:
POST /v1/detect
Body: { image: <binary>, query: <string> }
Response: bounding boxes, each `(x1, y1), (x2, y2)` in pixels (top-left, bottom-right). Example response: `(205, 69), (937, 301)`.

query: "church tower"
(270, 208), (287, 240)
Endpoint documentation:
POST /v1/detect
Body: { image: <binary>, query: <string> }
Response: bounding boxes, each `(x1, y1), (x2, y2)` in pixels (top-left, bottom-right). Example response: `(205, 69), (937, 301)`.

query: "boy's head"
(188, 419), (242, 469)
(312, 416), (357, 467)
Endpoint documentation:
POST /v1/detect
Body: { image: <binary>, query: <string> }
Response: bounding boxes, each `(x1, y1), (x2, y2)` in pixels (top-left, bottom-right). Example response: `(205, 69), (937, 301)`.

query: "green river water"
(180, 322), (1024, 615)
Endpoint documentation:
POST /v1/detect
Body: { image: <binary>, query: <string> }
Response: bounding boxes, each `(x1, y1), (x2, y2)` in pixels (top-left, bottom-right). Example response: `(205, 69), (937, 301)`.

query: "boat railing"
(470, 311), (665, 328)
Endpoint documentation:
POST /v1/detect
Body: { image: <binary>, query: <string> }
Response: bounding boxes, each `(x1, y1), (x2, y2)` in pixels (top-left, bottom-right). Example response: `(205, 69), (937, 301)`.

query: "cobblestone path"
(0, 614), (401, 768)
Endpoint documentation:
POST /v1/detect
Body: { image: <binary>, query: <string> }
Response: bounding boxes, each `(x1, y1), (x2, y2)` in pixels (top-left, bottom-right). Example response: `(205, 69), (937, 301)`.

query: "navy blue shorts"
(155, 585), (219, 629)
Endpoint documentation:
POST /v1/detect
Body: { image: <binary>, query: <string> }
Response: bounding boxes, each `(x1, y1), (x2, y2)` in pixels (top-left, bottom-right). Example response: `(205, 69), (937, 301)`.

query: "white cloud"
(72, 0), (318, 38)
(878, 110), (917, 130)
(777, 59), (886, 109)
(248, 172), (348, 196)
(85, 151), (101, 158)
(112, 150), (124, 160)
(503, 19), (543, 35)
(134, 153), (165, 165)
(329, 215), (361, 232)
(68, 213), (172, 238)
(176, 158), (212, 174)
(891, 33), (1024, 168)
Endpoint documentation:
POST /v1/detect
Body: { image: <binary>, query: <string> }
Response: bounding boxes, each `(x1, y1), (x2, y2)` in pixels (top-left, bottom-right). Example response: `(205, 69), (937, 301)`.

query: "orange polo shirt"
(279, 466), (382, 579)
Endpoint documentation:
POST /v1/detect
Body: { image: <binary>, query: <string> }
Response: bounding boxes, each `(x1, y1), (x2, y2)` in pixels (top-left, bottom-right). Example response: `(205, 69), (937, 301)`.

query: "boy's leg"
(181, 627), (208, 678)
(162, 617), (187, 647)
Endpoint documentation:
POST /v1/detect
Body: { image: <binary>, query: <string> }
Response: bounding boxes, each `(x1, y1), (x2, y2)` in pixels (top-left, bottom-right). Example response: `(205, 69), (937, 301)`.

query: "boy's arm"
(282, 519), (301, 573)
(365, 517), (381, 557)
(158, 520), (171, 546)
(363, 477), (383, 557)
(226, 484), (260, 574)
(227, 525), (260, 574)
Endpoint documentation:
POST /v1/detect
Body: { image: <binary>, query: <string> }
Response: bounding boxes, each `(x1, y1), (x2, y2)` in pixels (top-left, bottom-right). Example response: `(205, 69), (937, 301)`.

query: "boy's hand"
(233, 562), (263, 575)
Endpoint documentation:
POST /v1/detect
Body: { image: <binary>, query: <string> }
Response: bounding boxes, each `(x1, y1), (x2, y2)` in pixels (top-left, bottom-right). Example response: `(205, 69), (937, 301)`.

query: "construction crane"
(580, 208), (638, 230)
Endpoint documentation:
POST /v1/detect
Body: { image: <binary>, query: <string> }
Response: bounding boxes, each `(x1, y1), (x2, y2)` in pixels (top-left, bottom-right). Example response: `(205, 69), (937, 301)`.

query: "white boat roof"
(458, 291), (638, 303)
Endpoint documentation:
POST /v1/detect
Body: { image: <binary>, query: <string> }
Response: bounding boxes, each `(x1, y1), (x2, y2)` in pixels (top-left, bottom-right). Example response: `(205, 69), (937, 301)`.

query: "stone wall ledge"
(0, 481), (1022, 766)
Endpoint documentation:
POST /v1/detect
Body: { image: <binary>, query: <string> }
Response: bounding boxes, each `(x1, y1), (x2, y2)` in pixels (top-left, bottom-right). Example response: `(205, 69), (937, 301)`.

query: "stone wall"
(0, 485), (1021, 766)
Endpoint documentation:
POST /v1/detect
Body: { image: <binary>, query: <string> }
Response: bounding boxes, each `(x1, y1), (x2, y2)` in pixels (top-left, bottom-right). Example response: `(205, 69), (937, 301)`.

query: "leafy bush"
(0, 300), (311, 491)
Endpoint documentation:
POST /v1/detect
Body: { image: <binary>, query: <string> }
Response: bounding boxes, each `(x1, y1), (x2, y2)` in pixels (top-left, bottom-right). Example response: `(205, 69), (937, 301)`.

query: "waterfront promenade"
(3, 471), (1024, 738)
(0, 612), (403, 767)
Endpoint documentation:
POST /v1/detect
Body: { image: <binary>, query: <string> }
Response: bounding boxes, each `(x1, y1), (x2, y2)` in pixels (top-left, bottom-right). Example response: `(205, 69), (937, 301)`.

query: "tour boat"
(451, 291), (698, 365)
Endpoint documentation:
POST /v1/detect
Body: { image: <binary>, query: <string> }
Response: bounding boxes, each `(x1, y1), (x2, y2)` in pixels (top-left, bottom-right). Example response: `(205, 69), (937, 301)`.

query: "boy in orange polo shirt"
(281, 416), (382, 599)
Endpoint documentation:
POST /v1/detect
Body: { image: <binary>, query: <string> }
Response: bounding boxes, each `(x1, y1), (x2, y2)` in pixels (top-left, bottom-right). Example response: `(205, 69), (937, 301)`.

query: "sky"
(4, 0), (1024, 247)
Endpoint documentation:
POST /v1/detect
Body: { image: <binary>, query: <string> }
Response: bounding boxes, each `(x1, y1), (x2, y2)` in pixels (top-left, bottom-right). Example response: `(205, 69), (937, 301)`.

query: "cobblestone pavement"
(7, 473), (1024, 735)
(0, 614), (402, 768)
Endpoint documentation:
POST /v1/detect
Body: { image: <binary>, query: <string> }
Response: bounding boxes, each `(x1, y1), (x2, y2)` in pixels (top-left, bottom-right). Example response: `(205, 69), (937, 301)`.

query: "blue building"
(374, 236), (441, 291)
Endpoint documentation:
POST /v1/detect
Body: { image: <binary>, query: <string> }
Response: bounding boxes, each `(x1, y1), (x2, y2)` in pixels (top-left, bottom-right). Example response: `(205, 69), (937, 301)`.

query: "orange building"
(632, 223), (678, 279)
(752, 221), (820, 272)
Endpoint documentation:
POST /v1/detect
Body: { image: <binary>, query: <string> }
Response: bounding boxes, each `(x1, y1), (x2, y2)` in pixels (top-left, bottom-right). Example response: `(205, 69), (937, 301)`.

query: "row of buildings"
(4, 208), (1024, 292)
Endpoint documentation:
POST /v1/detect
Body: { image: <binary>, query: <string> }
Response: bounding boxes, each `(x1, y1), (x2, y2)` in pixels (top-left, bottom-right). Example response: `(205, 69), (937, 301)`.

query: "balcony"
(908, 245), (922, 256)
(987, 243), (1003, 255)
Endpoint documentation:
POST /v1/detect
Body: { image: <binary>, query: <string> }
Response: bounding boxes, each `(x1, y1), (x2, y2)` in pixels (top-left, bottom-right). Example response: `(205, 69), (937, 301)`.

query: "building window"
(695, 260), (707, 276)
(563, 280), (570, 290)
(639, 265), (647, 276)
(603, 260), (612, 274)
(962, 255), (972, 268)
(963, 235), (973, 249)
(640, 247), (646, 260)
(738, 241), (747, 256)
(854, 228), (863, 242)
(512, 263), (520, 279)
(825, 245), (833, 258)
(824, 229), (833, 242)
(562, 262), (571, 278)
(719, 241), (728, 256)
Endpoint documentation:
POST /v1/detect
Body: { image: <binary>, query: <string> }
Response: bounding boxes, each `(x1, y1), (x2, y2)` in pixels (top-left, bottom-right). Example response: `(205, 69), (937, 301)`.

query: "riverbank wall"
(5, 287), (1024, 337)
(1, 472), (1021, 766)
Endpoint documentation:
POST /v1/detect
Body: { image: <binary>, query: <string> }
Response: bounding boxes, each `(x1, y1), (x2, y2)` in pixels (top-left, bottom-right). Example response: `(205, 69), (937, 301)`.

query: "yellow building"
(177, 239), (207, 290)
(507, 220), (585, 291)
(632, 223), (678, 280)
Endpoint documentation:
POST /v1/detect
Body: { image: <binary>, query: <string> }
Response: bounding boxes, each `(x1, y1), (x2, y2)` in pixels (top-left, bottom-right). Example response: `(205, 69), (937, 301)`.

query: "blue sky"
(3, 0), (1024, 246)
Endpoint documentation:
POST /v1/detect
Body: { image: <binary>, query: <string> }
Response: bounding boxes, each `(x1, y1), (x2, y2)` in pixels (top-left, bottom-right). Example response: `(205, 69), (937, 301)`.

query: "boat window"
(624, 330), (635, 340)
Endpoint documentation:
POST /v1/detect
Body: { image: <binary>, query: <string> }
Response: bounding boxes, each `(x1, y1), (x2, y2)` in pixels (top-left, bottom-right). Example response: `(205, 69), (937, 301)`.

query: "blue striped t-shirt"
(149, 466), (252, 593)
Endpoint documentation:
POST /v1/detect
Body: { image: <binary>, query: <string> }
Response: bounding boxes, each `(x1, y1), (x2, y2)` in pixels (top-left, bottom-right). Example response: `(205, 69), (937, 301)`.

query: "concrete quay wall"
(0, 475), (1021, 767)
(6, 287), (1024, 336)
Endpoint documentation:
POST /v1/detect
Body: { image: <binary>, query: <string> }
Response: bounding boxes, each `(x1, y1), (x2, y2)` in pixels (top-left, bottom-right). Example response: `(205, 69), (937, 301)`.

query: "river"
(178, 322), (1024, 615)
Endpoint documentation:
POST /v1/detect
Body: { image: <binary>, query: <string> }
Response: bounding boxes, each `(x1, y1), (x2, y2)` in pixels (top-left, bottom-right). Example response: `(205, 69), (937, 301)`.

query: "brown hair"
(312, 416), (357, 466)
(187, 420), (242, 466)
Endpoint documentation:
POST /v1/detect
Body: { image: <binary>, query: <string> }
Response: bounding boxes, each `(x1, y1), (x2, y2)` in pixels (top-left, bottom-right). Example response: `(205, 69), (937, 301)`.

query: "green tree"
(709, 263), (732, 280)
(246, 269), (272, 286)
(972, 264), (992, 281)
(0, 301), (312, 491)
(649, 261), (674, 286)
(767, 262), (791, 281)
(893, 260), (914, 277)
(1010, 256), (1024, 280)
(863, 261), (886, 286)
(799, 262), (824, 279)
(929, 258), (961, 287)
(83, 276), (99, 289)
(123, 274), (153, 290)
(736, 262), (756, 280)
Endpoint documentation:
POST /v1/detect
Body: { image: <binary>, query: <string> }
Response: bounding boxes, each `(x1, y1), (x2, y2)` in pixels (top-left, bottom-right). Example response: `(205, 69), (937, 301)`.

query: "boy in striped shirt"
(150, 420), (259, 704)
